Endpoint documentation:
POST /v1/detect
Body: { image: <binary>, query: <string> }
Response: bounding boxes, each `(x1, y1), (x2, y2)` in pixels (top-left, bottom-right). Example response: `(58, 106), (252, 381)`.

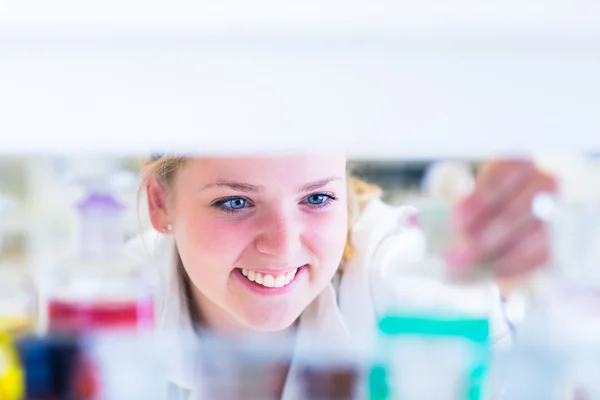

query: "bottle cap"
(77, 193), (125, 214)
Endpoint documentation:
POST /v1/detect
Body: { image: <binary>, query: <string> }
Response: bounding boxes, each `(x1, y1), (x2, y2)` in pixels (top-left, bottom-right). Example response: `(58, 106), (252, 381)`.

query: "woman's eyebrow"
(200, 180), (263, 193)
(200, 177), (342, 193)
(298, 177), (342, 193)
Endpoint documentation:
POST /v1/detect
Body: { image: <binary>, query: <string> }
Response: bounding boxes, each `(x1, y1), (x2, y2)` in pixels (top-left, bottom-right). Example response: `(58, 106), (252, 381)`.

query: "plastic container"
(45, 192), (156, 334)
(372, 315), (490, 400)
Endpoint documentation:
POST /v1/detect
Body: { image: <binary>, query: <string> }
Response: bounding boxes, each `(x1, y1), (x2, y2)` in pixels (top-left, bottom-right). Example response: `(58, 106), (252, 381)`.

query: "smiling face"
(147, 156), (349, 333)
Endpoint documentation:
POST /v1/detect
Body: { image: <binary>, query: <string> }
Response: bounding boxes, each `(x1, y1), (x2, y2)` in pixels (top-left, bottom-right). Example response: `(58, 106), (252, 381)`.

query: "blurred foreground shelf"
(1, 1), (599, 157)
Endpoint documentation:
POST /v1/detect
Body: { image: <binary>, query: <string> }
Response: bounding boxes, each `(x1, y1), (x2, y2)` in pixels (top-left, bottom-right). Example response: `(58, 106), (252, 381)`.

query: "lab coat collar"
(280, 283), (353, 400)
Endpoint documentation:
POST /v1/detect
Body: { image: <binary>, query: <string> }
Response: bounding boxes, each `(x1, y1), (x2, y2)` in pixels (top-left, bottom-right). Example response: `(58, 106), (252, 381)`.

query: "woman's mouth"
(238, 267), (302, 289)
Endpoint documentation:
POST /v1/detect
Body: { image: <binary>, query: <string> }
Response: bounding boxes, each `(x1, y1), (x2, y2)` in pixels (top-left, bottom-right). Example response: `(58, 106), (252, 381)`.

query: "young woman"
(125, 155), (555, 399)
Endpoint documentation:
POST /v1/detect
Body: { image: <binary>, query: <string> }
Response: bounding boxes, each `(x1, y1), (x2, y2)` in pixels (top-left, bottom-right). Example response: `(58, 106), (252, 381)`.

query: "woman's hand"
(446, 160), (557, 278)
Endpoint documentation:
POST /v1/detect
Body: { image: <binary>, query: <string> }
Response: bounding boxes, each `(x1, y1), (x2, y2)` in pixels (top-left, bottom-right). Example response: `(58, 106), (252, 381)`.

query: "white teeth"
(241, 267), (300, 288)
(273, 275), (286, 288)
(285, 271), (294, 284)
(262, 275), (275, 288)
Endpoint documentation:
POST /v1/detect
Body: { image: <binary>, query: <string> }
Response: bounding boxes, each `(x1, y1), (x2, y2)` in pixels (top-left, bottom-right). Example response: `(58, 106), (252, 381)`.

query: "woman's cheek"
(304, 209), (348, 263)
(176, 214), (252, 270)
(206, 222), (255, 257)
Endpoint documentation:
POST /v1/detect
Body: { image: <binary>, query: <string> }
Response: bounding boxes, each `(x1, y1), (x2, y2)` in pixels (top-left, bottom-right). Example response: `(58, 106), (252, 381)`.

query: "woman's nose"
(254, 210), (302, 259)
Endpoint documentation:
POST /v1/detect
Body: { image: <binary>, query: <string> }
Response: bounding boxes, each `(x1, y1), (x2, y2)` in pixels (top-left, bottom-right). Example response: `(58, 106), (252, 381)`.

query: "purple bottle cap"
(77, 193), (125, 214)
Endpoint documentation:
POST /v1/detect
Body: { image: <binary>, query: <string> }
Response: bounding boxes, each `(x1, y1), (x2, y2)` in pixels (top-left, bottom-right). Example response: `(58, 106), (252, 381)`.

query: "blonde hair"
(141, 156), (381, 327)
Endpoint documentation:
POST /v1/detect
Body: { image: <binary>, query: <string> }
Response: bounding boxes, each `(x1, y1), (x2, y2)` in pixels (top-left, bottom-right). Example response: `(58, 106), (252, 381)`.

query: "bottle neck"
(79, 211), (124, 259)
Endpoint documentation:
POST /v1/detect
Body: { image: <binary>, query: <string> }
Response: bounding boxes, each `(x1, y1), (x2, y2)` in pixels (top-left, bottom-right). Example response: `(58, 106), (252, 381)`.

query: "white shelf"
(2, 1), (599, 36)
(1, 1), (600, 158)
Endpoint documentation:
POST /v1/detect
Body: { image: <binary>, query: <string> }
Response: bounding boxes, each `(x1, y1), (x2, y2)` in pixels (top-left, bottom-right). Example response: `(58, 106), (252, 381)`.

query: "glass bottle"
(45, 191), (156, 334)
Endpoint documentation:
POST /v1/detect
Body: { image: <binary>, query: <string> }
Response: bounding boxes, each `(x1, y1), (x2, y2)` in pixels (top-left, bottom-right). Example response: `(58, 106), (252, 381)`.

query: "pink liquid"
(48, 298), (154, 333)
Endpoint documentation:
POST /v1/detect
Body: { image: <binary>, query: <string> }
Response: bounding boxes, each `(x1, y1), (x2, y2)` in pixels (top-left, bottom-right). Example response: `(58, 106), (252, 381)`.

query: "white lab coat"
(123, 198), (511, 400)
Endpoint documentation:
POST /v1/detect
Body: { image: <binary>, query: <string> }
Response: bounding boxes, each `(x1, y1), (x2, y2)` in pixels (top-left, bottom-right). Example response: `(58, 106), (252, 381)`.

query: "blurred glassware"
(373, 161), (494, 400)
(0, 192), (18, 256)
(0, 268), (37, 338)
(15, 334), (87, 400)
(512, 197), (600, 399)
(44, 187), (156, 335)
(0, 333), (24, 400)
(0, 184), (37, 338)
(193, 332), (295, 399)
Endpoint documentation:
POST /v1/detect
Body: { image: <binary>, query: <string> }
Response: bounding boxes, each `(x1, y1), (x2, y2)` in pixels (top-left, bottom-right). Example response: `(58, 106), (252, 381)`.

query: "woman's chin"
(236, 309), (301, 333)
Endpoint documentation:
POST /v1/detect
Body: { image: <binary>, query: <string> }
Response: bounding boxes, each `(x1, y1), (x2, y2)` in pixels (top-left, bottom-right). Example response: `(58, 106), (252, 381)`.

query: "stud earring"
(162, 224), (172, 233)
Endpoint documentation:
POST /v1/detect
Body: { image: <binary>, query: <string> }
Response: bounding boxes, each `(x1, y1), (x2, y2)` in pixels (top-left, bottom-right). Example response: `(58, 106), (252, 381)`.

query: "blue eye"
(302, 193), (337, 209)
(306, 194), (326, 205)
(225, 198), (247, 209)
(212, 197), (252, 214)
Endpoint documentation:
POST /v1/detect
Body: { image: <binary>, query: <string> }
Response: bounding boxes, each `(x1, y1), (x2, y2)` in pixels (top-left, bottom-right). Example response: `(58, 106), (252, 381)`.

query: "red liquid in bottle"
(48, 298), (154, 333)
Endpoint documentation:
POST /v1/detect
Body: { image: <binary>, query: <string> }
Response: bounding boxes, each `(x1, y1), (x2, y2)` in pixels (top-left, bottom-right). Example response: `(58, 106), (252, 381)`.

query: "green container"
(369, 314), (491, 400)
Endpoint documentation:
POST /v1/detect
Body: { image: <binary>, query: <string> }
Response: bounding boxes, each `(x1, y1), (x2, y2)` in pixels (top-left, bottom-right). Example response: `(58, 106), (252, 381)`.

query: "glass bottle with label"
(45, 190), (156, 334)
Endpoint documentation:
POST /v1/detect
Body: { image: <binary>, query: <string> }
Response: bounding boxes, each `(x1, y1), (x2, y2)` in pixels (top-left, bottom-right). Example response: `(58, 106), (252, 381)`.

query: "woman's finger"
(492, 224), (550, 277)
(491, 172), (556, 225)
(475, 174), (557, 258)
(455, 161), (535, 234)
(477, 210), (540, 262)
(445, 217), (544, 275)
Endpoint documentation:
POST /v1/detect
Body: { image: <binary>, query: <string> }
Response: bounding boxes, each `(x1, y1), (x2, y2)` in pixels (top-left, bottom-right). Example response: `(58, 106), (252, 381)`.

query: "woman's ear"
(146, 175), (172, 234)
